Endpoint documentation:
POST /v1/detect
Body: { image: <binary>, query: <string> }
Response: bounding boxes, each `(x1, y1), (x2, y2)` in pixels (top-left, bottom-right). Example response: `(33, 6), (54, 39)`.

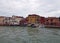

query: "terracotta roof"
(28, 14), (39, 16)
(48, 17), (58, 19)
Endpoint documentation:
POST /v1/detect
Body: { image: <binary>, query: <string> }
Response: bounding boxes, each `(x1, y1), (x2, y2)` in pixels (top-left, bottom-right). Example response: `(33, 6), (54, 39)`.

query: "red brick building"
(20, 18), (28, 26)
(45, 17), (60, 26)
(39, 17), (45, 24)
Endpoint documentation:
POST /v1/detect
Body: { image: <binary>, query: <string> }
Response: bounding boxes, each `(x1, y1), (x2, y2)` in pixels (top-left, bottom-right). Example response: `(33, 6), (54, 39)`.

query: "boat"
(28, 24), (39, 28)
(30, 24), (36, 28)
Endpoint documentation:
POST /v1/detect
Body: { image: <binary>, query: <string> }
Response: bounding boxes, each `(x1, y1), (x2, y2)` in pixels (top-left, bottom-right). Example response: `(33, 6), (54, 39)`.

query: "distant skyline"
(0, 0), (60, 17)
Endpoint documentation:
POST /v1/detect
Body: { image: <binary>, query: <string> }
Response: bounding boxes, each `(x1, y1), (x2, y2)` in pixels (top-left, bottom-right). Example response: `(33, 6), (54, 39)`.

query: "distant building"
(0, 16), (5, 25)
(26, 14), (40, 24)
(20, 18), (28, 26)
(4, 15), (24, 25)
(12, 15), (24, 25)
(4, 17), (12, 25)
(45, 17), (60, 26)
(39, 17), (45, 24)
(0, 15), (60, 27)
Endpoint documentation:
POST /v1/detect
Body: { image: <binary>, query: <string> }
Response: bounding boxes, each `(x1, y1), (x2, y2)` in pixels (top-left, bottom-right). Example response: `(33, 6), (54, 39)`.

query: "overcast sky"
(0, 0), (60, 17)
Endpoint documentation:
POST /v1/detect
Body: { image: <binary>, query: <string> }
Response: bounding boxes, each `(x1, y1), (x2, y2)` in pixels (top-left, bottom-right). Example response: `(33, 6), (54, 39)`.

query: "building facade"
(20, 18), (28, 26)
(45, 17), (60, 26)
(12, 15), (24, 25)
(39, 17), (45, 24)
(4, 17), (13, 25)
(26, 14), (40, 24)
(4, 15), (24, 25)
(0, 16), (5, 25)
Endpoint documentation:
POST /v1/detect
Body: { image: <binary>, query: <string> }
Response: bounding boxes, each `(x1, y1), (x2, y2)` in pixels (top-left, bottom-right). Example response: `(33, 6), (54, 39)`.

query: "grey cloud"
(0, 0), (60, 17)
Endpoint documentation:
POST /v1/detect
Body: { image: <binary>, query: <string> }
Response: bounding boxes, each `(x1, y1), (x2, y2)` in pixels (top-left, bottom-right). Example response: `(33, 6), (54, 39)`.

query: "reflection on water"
(27, 27), (39, 36)
(0, 26), (60, 43)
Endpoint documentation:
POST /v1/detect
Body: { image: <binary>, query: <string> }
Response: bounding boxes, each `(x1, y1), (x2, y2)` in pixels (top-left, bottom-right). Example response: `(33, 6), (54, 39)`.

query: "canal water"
(0, 26), (60, 43)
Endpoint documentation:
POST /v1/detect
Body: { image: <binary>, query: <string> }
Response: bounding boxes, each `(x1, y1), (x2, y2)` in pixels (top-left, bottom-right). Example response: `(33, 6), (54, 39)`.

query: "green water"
(0, 26), (60, 43)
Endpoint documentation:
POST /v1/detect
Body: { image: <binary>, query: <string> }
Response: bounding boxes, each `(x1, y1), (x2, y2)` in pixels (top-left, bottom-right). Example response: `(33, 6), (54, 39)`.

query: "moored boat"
(27, 24), (39, 28)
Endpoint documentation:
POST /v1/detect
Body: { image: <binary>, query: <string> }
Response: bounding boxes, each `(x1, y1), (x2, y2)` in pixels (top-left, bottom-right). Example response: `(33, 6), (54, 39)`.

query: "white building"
(4, 15), (24, 25)
(12, 15), (24, 25)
